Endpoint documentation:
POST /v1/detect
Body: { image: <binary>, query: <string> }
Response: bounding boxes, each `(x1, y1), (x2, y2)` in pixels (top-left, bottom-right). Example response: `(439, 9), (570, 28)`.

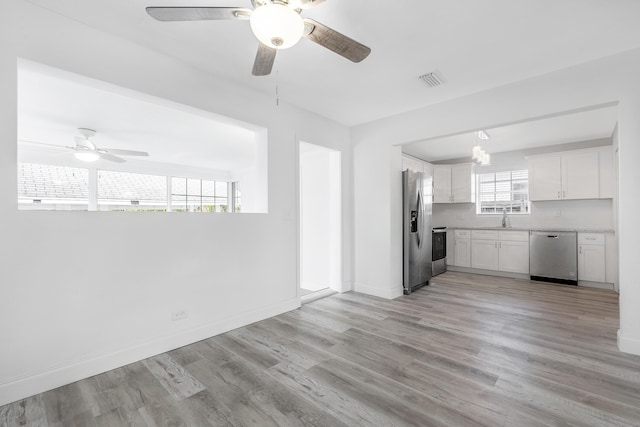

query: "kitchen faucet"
(502, 207), (508, 228)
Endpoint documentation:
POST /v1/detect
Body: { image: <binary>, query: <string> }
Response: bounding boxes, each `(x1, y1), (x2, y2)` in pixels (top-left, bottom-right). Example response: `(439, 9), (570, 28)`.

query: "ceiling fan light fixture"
(74, 151), (100, 162)
(250, 3), (304, 49)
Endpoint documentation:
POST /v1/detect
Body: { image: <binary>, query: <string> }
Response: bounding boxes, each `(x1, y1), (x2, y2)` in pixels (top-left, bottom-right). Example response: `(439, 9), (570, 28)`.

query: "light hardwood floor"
(2, 272), (640, 426)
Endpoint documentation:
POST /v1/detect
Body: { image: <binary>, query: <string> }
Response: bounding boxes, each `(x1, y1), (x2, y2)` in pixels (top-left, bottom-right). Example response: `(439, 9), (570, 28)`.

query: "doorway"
(299, 142), (341, 300)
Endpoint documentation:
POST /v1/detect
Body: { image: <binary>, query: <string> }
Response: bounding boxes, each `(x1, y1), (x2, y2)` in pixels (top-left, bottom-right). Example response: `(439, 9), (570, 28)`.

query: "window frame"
(18, 162), (241, 213)
(476, 169), (530, 215)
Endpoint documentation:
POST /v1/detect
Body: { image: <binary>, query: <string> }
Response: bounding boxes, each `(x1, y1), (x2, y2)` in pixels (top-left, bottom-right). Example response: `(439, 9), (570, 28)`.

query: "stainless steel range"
(432, 227), (447, 276)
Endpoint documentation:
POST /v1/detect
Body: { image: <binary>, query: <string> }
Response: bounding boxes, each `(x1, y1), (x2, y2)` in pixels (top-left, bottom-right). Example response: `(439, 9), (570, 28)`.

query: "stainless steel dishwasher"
(530, 231), (578, 285)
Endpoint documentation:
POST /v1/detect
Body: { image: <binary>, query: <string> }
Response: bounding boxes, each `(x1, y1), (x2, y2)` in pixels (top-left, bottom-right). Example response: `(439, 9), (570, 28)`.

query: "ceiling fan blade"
(99, 153), (126, 163)
(252, 43), (277, 76)
(74, 136), (96, 150)
(19, 139), (70, 150)
(291, 0), (327, 9)
(103, 148), (149, 157)
(302, 19), (371, 63)
(146, 7), (251, 22)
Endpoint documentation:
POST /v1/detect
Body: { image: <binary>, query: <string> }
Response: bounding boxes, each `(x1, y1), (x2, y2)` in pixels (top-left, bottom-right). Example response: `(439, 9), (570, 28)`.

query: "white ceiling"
(401, 105), (619, 162)
(22, 0), (640, 126)
(18, 61), (261, 174)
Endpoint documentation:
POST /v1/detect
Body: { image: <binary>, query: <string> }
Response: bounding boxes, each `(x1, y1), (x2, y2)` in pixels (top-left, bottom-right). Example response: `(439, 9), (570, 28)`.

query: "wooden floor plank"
(141, 354), (206, 401)
(3, 271), (640, 426)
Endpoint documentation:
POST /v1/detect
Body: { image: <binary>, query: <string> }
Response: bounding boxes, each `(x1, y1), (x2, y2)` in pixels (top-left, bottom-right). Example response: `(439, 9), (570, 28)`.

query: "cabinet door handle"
(563, 190), (566, 198)
(558, 191), (561, 199)
(579, 246), (582, 254)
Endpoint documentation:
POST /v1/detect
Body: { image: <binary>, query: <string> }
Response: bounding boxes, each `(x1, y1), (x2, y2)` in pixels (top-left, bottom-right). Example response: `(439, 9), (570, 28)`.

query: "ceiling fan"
(146, 0), (371, 76)
(20, 128), (150, 163)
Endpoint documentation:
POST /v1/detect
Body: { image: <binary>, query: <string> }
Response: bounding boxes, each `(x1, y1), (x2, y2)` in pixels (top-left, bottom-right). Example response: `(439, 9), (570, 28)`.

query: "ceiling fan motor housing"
(250, 2), (304, 49)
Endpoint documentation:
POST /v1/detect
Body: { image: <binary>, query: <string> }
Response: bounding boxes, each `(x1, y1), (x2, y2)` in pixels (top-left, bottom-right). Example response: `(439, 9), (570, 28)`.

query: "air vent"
(418, 72), (445, 88)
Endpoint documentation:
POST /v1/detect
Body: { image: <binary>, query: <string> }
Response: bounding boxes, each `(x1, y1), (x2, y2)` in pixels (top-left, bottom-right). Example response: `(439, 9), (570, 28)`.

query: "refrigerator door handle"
(417, 190), (423, 248)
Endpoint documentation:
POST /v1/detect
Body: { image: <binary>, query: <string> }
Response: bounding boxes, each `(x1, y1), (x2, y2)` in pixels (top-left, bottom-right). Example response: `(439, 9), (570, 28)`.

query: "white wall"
(433, 200), (613, 231)
(351, 47), (640, 356)
(300, 143), (342, 292)
(0, 0), (353, 405)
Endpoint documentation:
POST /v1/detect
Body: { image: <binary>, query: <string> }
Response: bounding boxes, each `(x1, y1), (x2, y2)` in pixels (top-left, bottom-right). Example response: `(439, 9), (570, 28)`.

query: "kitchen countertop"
(440, 226), (615, 233)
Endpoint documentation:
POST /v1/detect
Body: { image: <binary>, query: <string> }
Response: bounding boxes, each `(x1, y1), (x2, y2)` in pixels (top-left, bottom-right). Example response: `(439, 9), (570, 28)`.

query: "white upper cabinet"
(433, 164), (475, 203)
(451, 164), (475, 203)
(433, 166), (452, 203)
(599, 148), (614, 199)
(529, 155), (562, 200)
(562, 151), (599, 200)
(528, 147), (611, 201)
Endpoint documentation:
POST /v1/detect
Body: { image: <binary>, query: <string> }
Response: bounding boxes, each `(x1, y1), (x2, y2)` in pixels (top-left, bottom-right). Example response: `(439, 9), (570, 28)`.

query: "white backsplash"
(433, 199), (614, 230)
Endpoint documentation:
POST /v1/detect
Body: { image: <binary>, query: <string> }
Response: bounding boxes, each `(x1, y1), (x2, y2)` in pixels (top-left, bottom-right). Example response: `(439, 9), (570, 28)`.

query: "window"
(18, 162), (241, 213)
(18, 163), (88, 210)
(98, 170), (167, 212)
(477, 170), (530, 214)
(170, 177), (234, 212)
(233, 182), (241, 213)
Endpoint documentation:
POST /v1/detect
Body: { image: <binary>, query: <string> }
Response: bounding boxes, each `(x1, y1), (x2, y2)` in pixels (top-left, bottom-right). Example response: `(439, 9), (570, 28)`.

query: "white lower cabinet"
(498, 240), (530, 274)
(470, 230), (529, 274)
(578, 233), (606, 283)
(453, 230), (471, 267)
(471, 239), (499, 270)
(452, 229), (612, 282)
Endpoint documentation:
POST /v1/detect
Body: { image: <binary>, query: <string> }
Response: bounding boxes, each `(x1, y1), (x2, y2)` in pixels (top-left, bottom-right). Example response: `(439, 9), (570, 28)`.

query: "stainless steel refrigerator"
(403, 169), (432, 294)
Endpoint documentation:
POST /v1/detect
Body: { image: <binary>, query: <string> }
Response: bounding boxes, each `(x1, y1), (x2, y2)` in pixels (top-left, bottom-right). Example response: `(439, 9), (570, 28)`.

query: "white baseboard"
(0, 298), (300, 407)
(578, 280), (615, 290)
(301, 288), (337, 304)
(300, 281), (328, 293)
(353, 282), (403, 299)
(447, 266), (530, 281)
(618, 330), (640, 356)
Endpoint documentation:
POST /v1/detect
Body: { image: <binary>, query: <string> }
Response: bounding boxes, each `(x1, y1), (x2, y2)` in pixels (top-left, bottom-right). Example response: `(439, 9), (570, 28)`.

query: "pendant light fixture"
(471, 130), (491, 166)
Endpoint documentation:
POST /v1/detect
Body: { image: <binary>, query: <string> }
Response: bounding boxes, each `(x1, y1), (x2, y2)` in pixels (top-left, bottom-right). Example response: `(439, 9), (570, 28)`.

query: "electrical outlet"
(554, 209), (562, 217)
(171, 309), (188, 321)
